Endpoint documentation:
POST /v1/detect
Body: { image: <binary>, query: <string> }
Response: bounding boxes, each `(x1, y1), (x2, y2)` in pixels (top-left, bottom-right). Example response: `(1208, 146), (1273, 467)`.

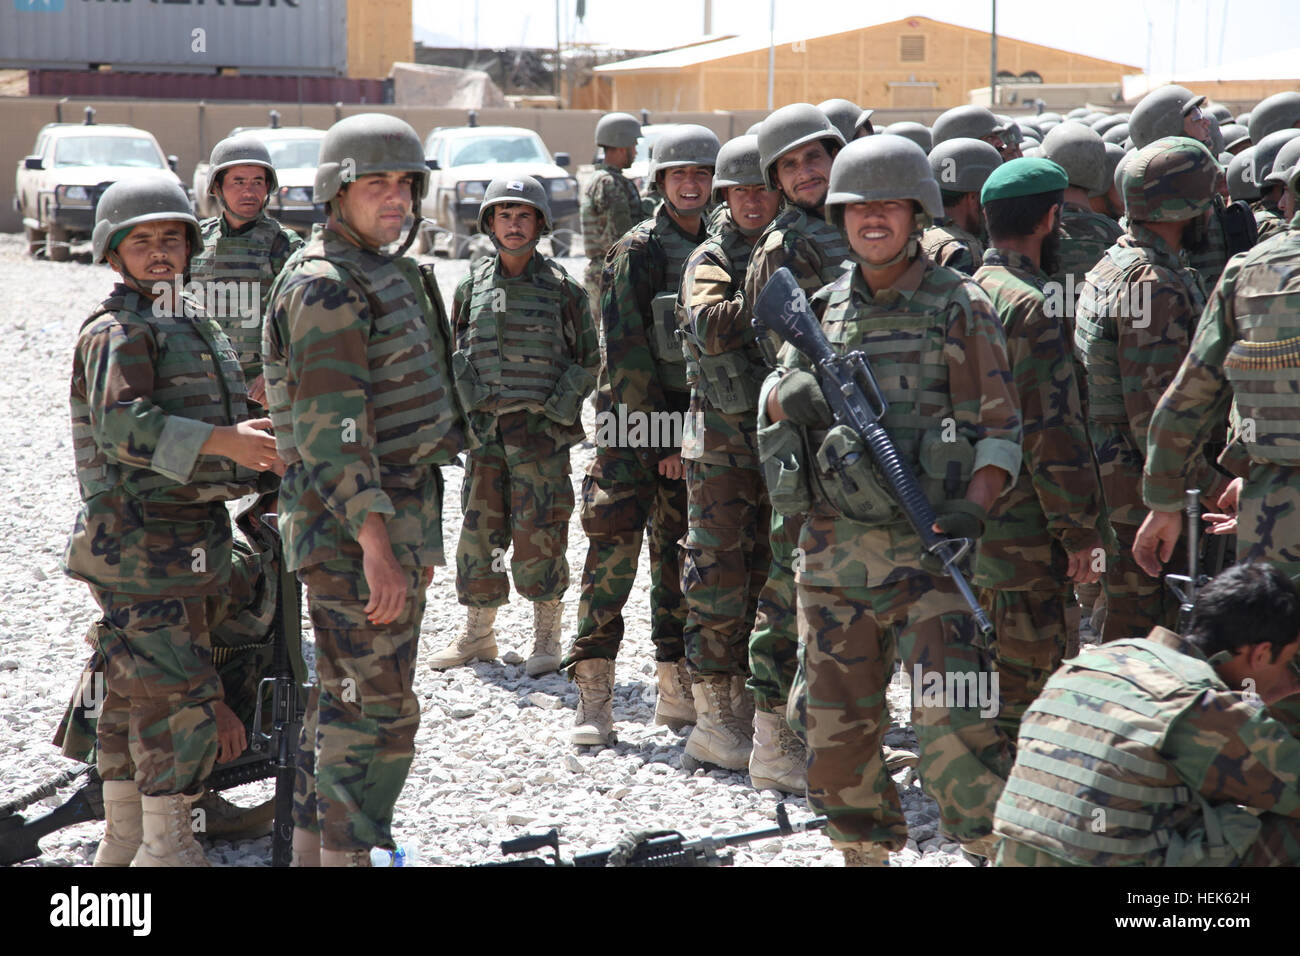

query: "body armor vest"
(646, 211), (705, 393)
(921, 223), (983, 273)
(458, 256), (570, 413)
(70, 290), (258, 504)
(997, 638), (1227, 867)
(264, 233), (462, 468)
(190, 215), (288, 381)
(1076, 244), (1206, 424)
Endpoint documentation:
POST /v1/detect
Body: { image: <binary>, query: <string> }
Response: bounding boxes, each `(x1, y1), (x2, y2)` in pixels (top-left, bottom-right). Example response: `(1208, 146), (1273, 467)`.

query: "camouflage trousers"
(292, 562), (426, 852)
(799, 574), (1012, 849)
(1239, 463), (1300, 577)
(979, 587), (1071, 744)
(84, 590), (225, 796)
(747, 512), (802, 715)
(562, 457), (687, 666)
(1101, 522), (1185, 642)
(584, 266), (605, 356)
(681, 459), (771, 677)
(456, 425), (575, 607)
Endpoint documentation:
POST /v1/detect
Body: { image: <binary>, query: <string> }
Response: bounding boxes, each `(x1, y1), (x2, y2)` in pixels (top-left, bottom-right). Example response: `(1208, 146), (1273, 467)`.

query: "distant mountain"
(414, 24), (462, 48)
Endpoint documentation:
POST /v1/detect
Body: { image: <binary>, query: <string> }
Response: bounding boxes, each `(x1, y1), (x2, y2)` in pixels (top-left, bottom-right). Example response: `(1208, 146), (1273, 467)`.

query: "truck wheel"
(46, 224), (70, 262)
(25, 225), (46, 257)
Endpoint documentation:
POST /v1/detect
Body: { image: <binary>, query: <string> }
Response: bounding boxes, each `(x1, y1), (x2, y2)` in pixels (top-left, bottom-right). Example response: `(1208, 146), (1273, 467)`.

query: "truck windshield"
(264, 137), (323, 170)
(54, 136), (165, 169)
(449, 135), (550, 166)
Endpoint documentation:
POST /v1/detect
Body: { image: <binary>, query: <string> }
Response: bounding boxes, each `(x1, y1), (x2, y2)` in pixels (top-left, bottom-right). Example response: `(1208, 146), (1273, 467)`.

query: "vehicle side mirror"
(426, 158), (440, 171)
(554, 152), (571, 168)
(167, 155), (179, 172)
(24, 156), (43, 171)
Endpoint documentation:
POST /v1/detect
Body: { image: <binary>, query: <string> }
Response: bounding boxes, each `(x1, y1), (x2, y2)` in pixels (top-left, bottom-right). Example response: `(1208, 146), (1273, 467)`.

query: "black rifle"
(1166, 488), (1210, 634)
(482, 802), (827, 867)
(753, 267), (994, 638)
(0, 499), (305, 868)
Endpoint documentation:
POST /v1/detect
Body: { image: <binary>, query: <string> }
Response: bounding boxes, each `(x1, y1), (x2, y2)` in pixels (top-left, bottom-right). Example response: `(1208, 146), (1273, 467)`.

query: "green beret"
(981, 157), (1069, 203)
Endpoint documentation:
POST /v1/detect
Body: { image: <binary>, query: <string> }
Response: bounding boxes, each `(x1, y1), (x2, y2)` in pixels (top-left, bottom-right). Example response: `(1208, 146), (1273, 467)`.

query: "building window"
(1019, 70), (1043, 83)
(900, 35), (926, 62)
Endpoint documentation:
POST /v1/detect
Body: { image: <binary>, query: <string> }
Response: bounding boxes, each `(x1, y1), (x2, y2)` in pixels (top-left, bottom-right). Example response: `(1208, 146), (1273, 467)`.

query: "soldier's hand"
(774, 370), (833, 428)
(358, 515), (408, 624)
(204, 419), (281, 471)
(423, 566), (435, 588)
(658, 453), (684, 480)
(1203, 512), (1238, 535)
(1066, 547), (1102, 585)
(246, 374), (267, 406)
(1133, 509), (1182, 577)
(212, 700), (246, 764)
(1218, 477), (1243, 515)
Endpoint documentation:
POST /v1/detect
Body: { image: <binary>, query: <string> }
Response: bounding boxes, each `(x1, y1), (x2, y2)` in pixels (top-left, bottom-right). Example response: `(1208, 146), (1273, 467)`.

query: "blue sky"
(413, 0), (1300, 77)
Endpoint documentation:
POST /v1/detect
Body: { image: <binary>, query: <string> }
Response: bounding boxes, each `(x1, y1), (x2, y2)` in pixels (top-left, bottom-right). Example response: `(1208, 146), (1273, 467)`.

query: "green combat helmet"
(314, 112), (430, 254)
(1096, 142), (1128, 198)
(1251, 129), (1300, 187)
(648, 123), (720, 215)
(881, 121), (932, 154)
(1102, 123), (1131, 146)
(757, 103), (845, 189)
(1066, 108), (1092, 120)
(1263, 137), (1300, 189)
(824, 135), (942, 251)
(1207, 102), (1234, 124)
(595, 112), (642, 149)
(927, 137), (1002, 194)
(995, 115), (1025, 146)
(931, 105), (1013, 147)
(1226, 149), (1261, 203)
(92, 174), (201, 266)
(476, 175), (552, 255)
(711, 134), (765, 202)
(206, 135), (278, 214)
(818, 98), (874, 142)
(745, 120), (764, 135)
(1122, 136), (1219, 222)
(1041, 122), (1108, 193)
(1129, 84), (1207, 148)
(1091, 114), (1129, 137)
(1247, 92), (1300, 144)
(1219, 123), (1251, 152)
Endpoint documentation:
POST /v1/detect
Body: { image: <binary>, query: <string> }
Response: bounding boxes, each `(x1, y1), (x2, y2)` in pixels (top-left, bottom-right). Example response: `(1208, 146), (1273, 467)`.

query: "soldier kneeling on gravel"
(63, 176), (282, 866)
(429, 176), (598, 675)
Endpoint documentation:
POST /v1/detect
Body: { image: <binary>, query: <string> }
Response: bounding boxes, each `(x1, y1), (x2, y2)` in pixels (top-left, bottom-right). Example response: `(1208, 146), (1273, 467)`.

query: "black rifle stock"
(753, 267), (993, 638)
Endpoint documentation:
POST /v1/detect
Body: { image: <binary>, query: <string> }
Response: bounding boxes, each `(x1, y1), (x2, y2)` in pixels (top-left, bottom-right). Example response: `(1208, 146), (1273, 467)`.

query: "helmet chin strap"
(106, 250), (190, 300)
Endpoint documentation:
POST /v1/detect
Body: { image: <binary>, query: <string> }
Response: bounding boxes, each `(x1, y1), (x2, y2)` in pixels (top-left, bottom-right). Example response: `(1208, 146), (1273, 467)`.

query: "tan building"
(594, 15), (1138, 112)
(349, 0), (413, 79)
(1122, 47), (1300, 111)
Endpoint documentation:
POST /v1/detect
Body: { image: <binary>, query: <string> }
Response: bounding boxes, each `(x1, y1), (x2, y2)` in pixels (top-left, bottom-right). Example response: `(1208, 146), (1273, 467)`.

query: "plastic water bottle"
(369, 845), (415, 867)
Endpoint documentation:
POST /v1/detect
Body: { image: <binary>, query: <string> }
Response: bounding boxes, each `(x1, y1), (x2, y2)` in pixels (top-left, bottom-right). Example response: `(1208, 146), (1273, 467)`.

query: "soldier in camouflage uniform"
(818, 98), (875, 142)
(674, 135), (783, 772)
(995, 562), (1300, 867)
(761, 135), (1023, 864)
(189, 136), (303, 411)
(427, 176), (597, 679)
(1135, 156), (1300, 581)
(64, 176), (281, 867)
(1075, 137), (1232, 645)
(263, 114), (466, 866)
(1248, 130), (1300, 243)
(560, 125), (720, 744)
(972, 158), (1107, 744)
(581, 113), (643, 322)
(743, 103), (846, 793)
(921, 137), (1001, 275)
(932, 105), (1022, 162)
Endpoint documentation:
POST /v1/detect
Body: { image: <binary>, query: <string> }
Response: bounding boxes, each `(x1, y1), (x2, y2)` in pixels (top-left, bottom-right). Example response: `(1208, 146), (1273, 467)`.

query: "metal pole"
(990, 0), (998, 108)
(705, 0), (713, 35)
(767, 0), (775, 111)
(555, 0), (562, 103)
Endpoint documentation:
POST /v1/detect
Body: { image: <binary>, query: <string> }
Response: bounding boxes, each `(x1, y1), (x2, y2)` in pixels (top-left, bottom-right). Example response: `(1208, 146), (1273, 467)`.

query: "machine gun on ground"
(753, 267), (993, 639)
(482, 802), (827, 867)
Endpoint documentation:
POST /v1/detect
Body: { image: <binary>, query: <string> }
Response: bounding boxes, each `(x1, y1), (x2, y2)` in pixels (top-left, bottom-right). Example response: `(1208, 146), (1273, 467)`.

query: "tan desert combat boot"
(193, 790), (275, 842)
(93, 779), (143, 867)
(291, 827), (321, 867)
(320, 847), (371, 866)
(570, 657), (616, 747)
(748, 708), (807, 793)
(684, 675), (752, 770)
(132, 791), (210, 867)
(653, 659), (696, 730)
(835, 841), (892, 866)
(430, 606), (499, 669)
(526, 599), (563, 677)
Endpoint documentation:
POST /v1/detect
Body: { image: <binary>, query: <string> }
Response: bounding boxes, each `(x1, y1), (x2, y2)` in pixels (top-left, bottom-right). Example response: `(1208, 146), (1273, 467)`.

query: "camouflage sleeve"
(687, 244), (748, 354)
(562, 274), (600, 378)
(77, 317), (214, 483)
(754, 288), (828, 424)
(581, 173), (637, 262)
(451, 272), (474, 351)
(1005, 293), (1102, 550)
(276, 274), (395, 536)
(1167, 690), (1300, 818)
(938, 241), (977, 277)
(745, 233), (829, 363)
(1142, 280), (1236, 511)
(602, 233), (673, 456)
(270, 228), (304, 276)
(948, 288), (1022, 482)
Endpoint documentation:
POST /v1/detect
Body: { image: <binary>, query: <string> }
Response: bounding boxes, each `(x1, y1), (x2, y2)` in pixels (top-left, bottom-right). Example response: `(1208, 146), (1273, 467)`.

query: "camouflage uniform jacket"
(1050, 202), (1125, 322)
(743, 203), (850, 366)
(1252, 196), (1287, 244)
(581, 164), (641, 277)
(263, 226), (467, 572)
(760, 255), (1023, 589)
(451, 251), (599, 457)
(972, 248), (1105, 591)
(64, 284), (264, 596)
(920, 219), (984, 276)
(995, 626), (1300, 867)
(591, 204), (705, 475)
(191, 213), (303, 384)
(1144, 215), (1300, 510)
(1074, 225), (1225, 527)
(678, 210), (763, 467)
(1188, 195), (1244, 293)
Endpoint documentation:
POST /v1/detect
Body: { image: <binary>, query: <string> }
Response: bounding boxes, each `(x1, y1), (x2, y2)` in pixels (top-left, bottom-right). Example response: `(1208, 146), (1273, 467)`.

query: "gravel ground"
(0, 231), (969, 868)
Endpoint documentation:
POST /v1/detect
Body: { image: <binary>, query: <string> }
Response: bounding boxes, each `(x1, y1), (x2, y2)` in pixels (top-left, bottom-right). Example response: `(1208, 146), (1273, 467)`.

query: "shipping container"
(28, 70), (390, 104)
(0, 0), (348, 77)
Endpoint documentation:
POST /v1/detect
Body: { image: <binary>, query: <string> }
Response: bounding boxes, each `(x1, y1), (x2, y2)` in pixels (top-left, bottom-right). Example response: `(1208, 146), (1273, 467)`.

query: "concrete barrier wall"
(1, 96), (1003, 233)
